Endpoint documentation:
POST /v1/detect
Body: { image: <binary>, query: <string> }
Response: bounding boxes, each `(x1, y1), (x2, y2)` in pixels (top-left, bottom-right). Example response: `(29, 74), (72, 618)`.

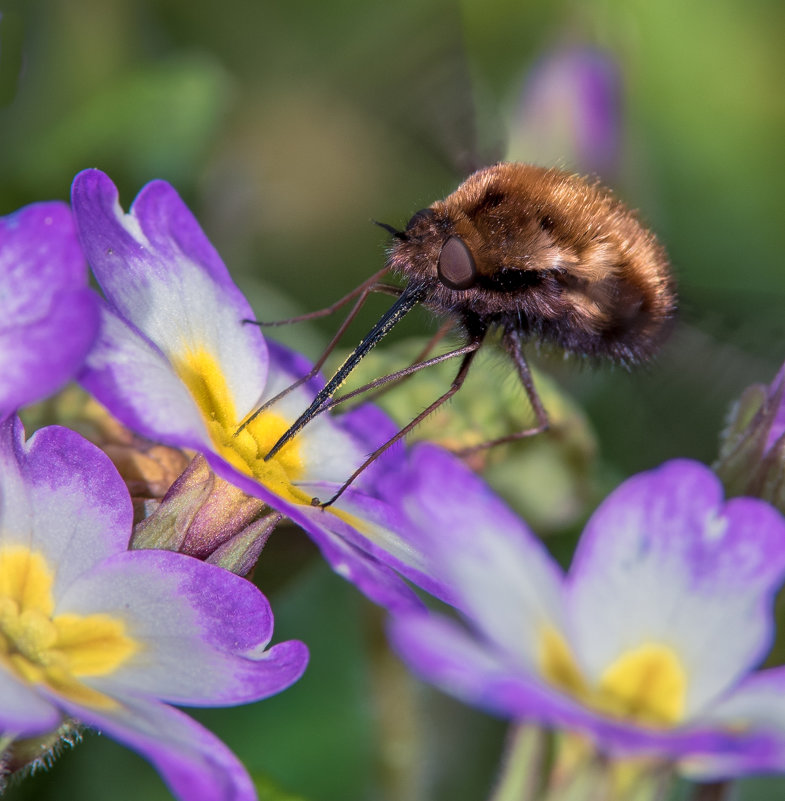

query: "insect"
(240, 162), (676, 505)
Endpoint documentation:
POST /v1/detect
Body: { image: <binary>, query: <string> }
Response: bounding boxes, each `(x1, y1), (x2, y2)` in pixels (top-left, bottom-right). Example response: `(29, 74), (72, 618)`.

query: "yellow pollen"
(538, 626), (687, 727)
(0, 546), (138, 709)
(174, 347), (311, 502)
(174, 345), (376, 525)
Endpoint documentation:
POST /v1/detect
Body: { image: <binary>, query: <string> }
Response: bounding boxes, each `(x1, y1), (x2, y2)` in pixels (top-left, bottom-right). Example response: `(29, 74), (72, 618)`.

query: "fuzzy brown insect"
(242, 163), (676, 504)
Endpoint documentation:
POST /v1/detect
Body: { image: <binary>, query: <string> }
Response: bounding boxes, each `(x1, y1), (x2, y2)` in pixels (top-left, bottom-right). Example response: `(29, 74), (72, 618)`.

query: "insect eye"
(406, 208), (435, 231)
(437, 236), (477, 290)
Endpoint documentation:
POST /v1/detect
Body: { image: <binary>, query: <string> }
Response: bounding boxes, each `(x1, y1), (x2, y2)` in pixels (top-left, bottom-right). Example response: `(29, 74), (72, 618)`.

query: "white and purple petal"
(80, 303), (212, 449)
(390, 608), (785, 768)
(72, 169), (268, 419)
(567, 460), (785, 717)
(0, 417), (133, 594)
(0, 668), (62, 737)
(0, 201), (99, 414)
(681, 668), (785, 779)
(381, 444), (567, 668)
(203, 450), (423, 612)
(53, 692), (257, 801)
(57, 549), (308, 706)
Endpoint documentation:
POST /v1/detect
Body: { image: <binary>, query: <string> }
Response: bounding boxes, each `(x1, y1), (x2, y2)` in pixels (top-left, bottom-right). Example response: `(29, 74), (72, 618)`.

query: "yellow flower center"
(174, 347), (312, 506)
(0, 546), (138, 709)
(538, 627), (686, 727)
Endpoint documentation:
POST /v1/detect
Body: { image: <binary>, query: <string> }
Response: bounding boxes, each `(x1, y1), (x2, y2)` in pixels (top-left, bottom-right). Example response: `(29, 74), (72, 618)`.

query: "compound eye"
(437, 236), (477, 290)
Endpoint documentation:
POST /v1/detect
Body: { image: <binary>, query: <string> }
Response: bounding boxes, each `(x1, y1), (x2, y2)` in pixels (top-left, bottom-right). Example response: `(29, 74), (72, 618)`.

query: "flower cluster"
(3, 168), (785, 801)
(0, 192), (308, 799)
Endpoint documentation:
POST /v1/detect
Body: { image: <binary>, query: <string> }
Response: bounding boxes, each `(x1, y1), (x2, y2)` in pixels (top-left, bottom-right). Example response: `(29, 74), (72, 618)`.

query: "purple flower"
(390, 449), (785, 779)
(0, 414), (307, 800)
(508, 45), (622, 177)
(72, 169), (445, 611)
(0, 201), (99, 415)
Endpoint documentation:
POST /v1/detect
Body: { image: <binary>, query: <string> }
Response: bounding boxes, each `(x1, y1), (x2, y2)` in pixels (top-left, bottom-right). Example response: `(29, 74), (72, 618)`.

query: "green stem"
(487, 723), (548, 801)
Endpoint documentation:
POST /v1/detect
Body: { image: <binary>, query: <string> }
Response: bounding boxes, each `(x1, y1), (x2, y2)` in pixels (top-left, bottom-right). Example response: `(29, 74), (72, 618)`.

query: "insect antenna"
(264, 280), (427, 460)
(372, 219), (408, 240)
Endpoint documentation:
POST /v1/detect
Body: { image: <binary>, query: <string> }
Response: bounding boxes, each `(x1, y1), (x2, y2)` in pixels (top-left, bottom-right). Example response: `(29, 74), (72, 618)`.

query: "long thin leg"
(453, 328), (549, 457)
(345, 319), (454, 409)
(243, 267), (394, 327)
(318, 340), (479, 414)
(236, 279), (404, 434)
(264, 282), (428, 460)
(316, 338), (483, 507)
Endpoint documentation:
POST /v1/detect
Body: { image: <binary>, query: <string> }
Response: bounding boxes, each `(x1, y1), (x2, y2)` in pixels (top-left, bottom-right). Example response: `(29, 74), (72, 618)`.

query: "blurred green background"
(2, 0), (785, 799)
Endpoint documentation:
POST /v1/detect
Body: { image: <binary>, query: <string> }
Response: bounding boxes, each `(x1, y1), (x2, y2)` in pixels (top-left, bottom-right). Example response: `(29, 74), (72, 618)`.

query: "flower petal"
(0, 201), (99, 413)
(71, 169), (268, 419)
(0, 667), (61, 737)
(0, 417), (133, 595)
(204, 451), (423, 612)
(58, 549), (308, 706)
(383, 444), (566, 667)
(567, 459), (785, 717)
(682, 668), (785, 779)
(53, 691), (257, 801)
(390, 610), (783, 765)
(80, 302), (212, 449)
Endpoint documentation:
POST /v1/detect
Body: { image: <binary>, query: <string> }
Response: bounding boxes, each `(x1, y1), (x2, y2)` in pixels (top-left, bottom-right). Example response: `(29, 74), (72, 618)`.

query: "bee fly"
(239, 163), (676, 505)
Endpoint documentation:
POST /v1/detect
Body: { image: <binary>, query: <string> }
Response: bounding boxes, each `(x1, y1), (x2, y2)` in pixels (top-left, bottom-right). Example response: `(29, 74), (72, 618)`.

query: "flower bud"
(714, 364), (785, 511)
(131, 454), (280, 575)
(507, 45), (622, 178)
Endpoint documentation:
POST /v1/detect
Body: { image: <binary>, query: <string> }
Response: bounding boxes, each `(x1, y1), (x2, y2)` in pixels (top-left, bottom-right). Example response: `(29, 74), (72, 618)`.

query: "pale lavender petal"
(390, 611), (782, 764)
(325, 484), (452, 604)
(0, 418), (133, 595)
(0, 201), (99, 413)
(204, 450), (423, 612)
(294, 517), (423, 612)
(381, 444), (567, 668)
(0, 666), (61, 736)
(568, 460), (785, 717)
(71, 169), (268, 419)
(389, 611), (642, 747)
(58, 549), (308, 706)
(682, 668), (785, 779)
(80, 303), (212, 450)
(53, 692), (256, 801)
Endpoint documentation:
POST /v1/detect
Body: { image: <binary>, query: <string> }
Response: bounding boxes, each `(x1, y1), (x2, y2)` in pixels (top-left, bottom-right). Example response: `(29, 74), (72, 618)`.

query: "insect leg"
(318, 337), (478, 413)
(236, 279), (403, 435)
(338, 319), (454, 409)
(243, 267), (396, 327)
(452, 327), (549, 457)
(263, 282), (428, 459)
(316, 337), (483, 507)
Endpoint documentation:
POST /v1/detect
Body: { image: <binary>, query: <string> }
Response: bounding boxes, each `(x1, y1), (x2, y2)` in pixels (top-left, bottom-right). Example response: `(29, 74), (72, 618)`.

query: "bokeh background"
(2, 0), (784, 799)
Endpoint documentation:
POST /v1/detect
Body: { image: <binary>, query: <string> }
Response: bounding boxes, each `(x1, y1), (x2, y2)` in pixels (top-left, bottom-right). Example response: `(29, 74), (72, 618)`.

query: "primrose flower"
(72, 169), (444, 611)
(0, 200), (99, 415)
(0, 414), (307, 800)
(390, 449), (785, 779)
